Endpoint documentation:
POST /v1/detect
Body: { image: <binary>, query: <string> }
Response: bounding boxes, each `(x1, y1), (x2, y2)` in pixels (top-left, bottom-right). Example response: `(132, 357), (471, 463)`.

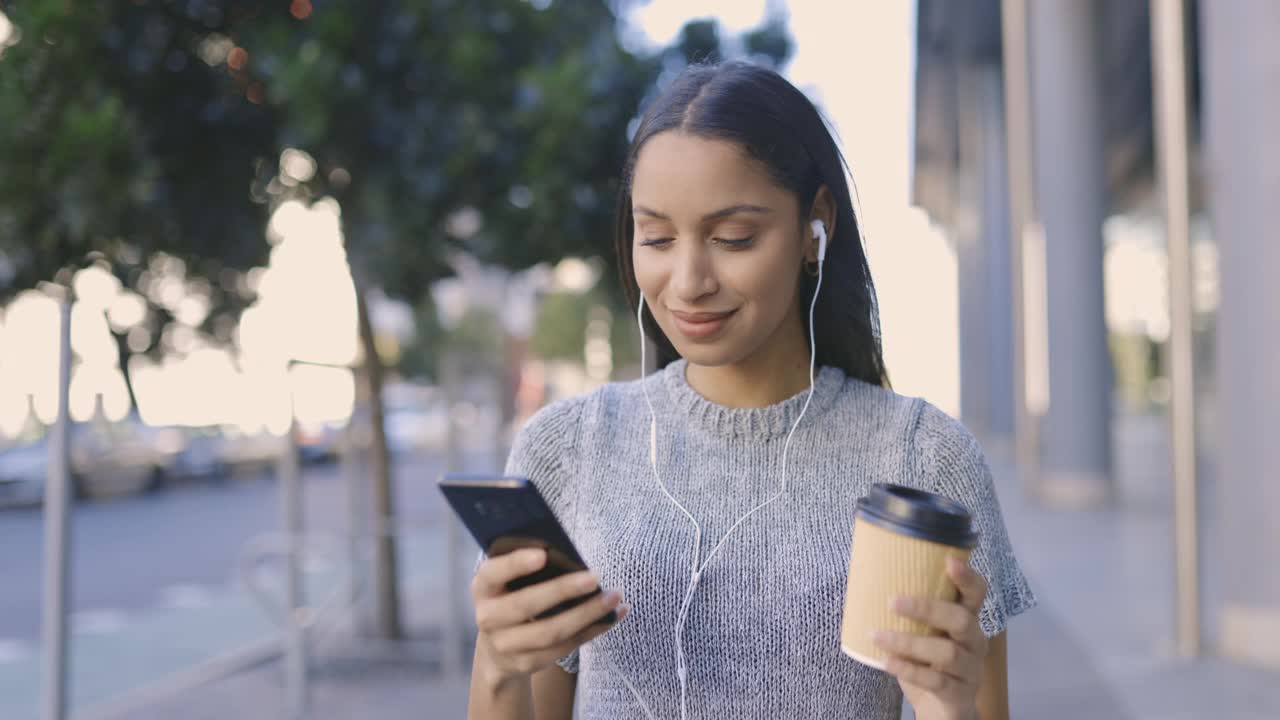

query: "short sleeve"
(908, 401), (1038, 637)
(492, 396), (586, 672)
(503, 397), (583, 523)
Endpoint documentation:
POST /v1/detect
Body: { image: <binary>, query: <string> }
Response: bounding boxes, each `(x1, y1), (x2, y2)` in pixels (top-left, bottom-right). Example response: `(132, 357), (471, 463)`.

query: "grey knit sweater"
(502, 358), (1037, 719)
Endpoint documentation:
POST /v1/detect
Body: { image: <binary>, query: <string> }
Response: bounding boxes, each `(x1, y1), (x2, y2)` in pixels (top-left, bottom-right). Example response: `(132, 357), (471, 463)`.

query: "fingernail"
(617, 603), (630, 621)
(870, 630), (888, 646)
(889, 596), (904, 613)
(525, 549), (546, 567)
(577, 573), (599, 591)
(604, 589), (623, 606)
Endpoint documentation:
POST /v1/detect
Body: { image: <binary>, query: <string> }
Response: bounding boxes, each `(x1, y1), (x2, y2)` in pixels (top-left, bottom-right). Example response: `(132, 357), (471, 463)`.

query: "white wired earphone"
(631, 219), (828, 720)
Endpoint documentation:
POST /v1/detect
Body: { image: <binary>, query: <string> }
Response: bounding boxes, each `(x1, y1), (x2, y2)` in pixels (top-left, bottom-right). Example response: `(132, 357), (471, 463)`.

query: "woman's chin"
(668, 341), (745, 369)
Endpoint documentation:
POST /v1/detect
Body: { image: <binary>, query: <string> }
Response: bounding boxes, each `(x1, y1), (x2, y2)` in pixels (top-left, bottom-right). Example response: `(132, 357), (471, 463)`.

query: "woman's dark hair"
(614, 61), (890, 388)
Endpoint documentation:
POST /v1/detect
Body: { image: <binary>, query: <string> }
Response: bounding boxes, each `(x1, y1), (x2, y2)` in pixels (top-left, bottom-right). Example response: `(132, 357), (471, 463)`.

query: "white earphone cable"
(634, 222), (826, 720)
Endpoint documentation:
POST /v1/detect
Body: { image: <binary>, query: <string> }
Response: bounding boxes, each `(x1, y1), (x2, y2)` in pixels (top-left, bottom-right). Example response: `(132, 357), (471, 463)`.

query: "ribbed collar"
(657, 358), (845, 439)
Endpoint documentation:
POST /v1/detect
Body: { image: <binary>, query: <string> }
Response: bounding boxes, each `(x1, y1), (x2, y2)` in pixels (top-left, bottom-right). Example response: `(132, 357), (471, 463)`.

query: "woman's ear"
(807, 186), (837, 262)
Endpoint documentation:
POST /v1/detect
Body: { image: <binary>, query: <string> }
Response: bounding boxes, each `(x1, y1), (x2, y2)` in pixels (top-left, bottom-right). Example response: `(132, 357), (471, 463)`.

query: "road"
(0, 448), (499, 657)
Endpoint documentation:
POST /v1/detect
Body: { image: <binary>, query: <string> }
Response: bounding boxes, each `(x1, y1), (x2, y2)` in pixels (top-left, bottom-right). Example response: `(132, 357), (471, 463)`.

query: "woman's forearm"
(468, 645), (535, 720)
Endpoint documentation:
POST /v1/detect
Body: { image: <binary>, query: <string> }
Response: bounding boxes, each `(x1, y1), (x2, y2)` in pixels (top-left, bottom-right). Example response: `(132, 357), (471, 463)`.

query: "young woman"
(467, 61), (1036, 720)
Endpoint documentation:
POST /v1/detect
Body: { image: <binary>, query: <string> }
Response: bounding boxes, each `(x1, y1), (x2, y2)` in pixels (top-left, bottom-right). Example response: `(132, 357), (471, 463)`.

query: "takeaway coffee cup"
(840, 483), (979, 670)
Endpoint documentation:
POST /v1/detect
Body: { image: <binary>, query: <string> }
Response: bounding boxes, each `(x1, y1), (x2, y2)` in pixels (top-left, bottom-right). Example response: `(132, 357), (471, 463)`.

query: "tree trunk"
(113, 331), (140, 413)
(355, 285), (402, 640)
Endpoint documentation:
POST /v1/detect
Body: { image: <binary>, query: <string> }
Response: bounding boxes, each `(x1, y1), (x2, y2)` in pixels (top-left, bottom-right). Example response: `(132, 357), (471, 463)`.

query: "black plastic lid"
(855, 483), (979, 548)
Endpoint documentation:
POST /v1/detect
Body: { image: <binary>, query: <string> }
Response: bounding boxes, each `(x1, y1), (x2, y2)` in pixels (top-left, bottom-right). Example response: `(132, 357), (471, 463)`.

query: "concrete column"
(1028, 0), (1113, 505)
(979, 65), (1016, 443)
(955, 65), (1015, 451)
(1200, 0), (1280, 669)
(956, 66), (994, 439)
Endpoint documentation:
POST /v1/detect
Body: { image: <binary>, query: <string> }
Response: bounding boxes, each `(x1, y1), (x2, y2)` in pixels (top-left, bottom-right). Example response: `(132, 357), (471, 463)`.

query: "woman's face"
(630, 131), (810, 369)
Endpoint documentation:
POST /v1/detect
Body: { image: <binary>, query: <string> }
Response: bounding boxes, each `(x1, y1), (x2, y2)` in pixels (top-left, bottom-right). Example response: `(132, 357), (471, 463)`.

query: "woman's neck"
(683, 314), (814, 409)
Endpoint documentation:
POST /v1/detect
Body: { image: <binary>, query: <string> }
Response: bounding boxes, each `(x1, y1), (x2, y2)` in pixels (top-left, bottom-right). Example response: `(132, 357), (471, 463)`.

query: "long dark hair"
(614, 61), (890, 388)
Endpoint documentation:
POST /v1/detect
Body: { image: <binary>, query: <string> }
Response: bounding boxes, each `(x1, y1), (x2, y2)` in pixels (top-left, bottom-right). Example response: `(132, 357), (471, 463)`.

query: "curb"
(75, 636), (281, 720)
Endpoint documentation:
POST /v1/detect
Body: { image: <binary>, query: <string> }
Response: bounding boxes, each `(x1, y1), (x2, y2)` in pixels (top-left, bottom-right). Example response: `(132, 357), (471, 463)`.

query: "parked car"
(0, 440), (49, 508)
(215, 430), (281, 478)
(297, 422), (341, 465)
(154, 425), (282, 483)
(161, 426), (232, 482)
(69, 417), (169, 497)
(384, 403), (449, 455)
(0, 417), (168, 507)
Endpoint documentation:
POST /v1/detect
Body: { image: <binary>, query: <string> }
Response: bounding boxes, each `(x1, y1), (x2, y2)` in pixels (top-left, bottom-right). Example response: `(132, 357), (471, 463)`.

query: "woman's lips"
(669, 308), (736, 340)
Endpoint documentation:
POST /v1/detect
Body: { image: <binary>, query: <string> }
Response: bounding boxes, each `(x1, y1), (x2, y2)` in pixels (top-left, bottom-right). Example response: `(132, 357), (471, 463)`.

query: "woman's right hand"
(471, 547), (626, 682)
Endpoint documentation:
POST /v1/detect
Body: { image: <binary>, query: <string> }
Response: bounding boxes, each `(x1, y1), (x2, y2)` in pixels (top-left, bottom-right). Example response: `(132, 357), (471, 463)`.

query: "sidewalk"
(0, 533), (457, 720)
(112, 625), (473, 720)
(0, 585), (277, 720)
(993, 412), (1280, 720)
(75, 564), (476, 720)
(37, 413), (1280, 719)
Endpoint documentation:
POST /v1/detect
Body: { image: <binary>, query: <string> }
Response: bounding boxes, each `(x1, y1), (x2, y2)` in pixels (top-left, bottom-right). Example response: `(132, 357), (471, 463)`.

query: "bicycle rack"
(236, 515), (470, 718)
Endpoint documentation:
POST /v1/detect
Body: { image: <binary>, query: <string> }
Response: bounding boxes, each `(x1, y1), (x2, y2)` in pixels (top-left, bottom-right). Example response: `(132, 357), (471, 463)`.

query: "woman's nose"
(670, 245), (718, 302)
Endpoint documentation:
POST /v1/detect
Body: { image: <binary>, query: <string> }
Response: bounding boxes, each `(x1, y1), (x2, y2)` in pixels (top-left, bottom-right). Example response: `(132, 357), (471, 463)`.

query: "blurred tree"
(0, 0), (792, 637)
(673, 18), (724, 65)
(441, 307), (505, 367)
(532, 287), (641, 374)
(239, 3), (788, 637)
(252, 2), (643, 290)
(395, 294), (442, 382)
(234, 1), (665, 638)
(532, 290), (596, 362)
(0, 1), (279, 299)
(0, 2), (285, 436)
(0, 0), (792, 343)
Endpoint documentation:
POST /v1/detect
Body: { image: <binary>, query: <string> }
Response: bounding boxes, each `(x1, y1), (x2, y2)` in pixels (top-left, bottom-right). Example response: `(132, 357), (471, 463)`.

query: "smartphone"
(438, 474), (616, 624)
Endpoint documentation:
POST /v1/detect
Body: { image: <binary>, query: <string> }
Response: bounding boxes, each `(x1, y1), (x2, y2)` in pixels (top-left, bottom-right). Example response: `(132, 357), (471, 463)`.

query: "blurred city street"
(0, 448), (494, 720)
(2, 0), (1278, 718)
(3, 414), (1277, 719)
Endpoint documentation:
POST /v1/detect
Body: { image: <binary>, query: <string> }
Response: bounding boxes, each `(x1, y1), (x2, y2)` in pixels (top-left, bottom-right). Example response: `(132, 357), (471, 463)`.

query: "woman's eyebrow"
(633, 204), (774, 221)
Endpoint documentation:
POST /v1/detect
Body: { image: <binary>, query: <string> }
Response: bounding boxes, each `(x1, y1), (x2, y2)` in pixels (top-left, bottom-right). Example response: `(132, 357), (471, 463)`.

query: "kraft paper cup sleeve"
(840, 517), (973, 670)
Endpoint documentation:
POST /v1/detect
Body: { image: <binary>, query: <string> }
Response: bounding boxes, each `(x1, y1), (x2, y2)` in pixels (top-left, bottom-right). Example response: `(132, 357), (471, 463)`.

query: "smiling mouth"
(670, 310), (736, 322)
(668, 308), (737, 339)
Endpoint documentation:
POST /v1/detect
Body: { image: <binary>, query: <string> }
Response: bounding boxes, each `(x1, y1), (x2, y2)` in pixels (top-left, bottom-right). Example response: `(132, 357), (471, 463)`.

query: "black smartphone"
(438, 474), (616, 624)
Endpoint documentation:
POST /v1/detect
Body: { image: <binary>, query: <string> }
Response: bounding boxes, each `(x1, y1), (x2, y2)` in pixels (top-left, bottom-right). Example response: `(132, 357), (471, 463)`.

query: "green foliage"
(441, 306), (504, 369)
(242, 1), (664, 297)
(608, 296), (641, 370)
(531, 288), (638, 375)
(0, 1), (279, 297)
(532, 290), (594, 361)
(674, 19), (724, 64)
(396, 293), (443, 382)
(0, 0), (794, 371)
(741, 16), (793, 65)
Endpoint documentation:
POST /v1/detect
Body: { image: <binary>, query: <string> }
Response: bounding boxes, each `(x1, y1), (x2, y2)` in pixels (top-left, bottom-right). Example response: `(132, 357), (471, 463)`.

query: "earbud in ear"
(810, 219), (828, 263)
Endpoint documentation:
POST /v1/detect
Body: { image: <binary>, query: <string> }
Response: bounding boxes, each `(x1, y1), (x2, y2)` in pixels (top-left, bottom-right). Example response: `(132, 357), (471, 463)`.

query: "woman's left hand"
(872, 557), (990, 720)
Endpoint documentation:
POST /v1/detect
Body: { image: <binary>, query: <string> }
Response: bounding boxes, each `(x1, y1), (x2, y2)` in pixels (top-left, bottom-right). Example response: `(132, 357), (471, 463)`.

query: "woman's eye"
(714, 236), (755, 249)
(639, 237), (674, 248)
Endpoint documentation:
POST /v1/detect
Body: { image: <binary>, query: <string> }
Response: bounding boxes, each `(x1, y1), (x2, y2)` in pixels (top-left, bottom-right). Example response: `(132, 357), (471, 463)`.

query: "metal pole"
(278, 407), (307, 717)
(287, 358), (364, 630)
(40, 290), (73, 720)
(340, 415), (364, 625)
(999, 0), (1041, 496)
(1150, 0), (1200, 659)
(442, 352), (467, 676)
